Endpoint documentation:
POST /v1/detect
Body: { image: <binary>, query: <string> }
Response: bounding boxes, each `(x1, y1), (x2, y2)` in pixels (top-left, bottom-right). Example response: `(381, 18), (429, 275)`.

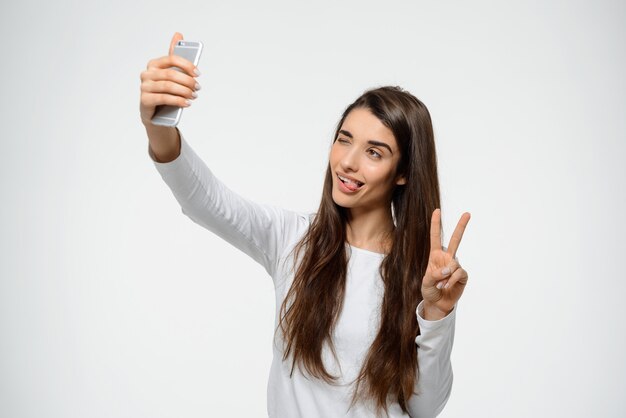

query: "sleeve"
(148, 130), (307, 278)
(406, 300), (456, 418)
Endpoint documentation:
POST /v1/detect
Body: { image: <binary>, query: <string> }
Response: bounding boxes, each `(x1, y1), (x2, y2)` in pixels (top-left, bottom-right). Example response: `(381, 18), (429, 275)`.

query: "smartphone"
(151, 40), (203, 127)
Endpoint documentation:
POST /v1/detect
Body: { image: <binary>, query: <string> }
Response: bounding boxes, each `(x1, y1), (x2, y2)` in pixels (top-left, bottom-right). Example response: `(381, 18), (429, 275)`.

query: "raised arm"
(140, 33), (307, 278)
(148, 130), (307, 277)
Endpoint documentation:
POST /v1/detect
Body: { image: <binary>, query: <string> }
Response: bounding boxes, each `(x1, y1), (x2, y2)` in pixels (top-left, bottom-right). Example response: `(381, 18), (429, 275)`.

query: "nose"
(340, 147), (359, 173)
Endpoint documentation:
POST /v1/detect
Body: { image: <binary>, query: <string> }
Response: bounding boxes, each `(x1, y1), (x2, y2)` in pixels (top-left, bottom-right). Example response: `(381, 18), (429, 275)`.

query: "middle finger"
(142, 79), (196, 101)
(446, 212), (471, 258)
(144, 67), (199, 92)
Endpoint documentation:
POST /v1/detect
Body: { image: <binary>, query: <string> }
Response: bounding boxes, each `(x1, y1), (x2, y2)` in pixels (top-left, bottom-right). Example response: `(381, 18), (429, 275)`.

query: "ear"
(395, 174), (407, 186)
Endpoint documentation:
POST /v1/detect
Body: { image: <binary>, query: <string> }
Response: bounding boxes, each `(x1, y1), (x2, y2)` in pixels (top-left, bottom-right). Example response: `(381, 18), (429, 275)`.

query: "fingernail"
(442, 267), (450, 276)
(194, 68), (201, 76)
(185, 99), (192, 106)
(195, 82), (201, 90)
(191, 91), (198, 98)
(444, 283), (450, 289)
(437, 281), (444, 289)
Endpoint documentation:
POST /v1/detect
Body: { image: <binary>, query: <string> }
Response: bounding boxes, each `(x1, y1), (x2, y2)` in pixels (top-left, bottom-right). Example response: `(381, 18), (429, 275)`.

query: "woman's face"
(329, 107), (406, 213)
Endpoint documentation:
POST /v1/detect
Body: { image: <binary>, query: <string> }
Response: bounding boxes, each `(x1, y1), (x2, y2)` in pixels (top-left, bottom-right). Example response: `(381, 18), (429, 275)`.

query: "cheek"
(366, 167), (394, 192)
(328, 144), (341, 166)
(364, 164), (397, 186)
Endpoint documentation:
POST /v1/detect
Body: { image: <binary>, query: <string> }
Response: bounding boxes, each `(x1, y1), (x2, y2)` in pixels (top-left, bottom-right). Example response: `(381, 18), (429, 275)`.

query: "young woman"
(140, 33), (471, 418)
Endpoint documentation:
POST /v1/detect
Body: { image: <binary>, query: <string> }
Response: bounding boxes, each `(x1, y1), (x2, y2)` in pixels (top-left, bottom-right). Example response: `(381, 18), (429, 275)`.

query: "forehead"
(340, 108), (398, 150)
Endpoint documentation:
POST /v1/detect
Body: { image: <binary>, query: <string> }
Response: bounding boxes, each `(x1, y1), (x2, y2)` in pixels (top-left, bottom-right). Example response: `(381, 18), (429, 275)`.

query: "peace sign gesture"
(421, 209), (471, 320)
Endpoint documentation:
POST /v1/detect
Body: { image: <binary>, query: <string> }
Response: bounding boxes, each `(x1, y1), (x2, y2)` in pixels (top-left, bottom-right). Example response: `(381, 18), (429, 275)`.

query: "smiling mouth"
(337, 174), (364, 191)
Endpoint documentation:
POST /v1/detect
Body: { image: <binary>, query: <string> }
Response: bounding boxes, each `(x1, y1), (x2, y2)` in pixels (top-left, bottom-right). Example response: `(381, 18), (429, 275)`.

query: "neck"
(345, 205), (395, 254)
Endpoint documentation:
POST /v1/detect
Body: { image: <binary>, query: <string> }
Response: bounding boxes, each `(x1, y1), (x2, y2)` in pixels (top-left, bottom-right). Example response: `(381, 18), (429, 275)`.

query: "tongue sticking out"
(342, 179), (361, 191)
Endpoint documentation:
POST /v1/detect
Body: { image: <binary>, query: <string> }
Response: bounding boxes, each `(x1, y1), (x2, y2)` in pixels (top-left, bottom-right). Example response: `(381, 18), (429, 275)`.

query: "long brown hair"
(278, 86), (441, 415)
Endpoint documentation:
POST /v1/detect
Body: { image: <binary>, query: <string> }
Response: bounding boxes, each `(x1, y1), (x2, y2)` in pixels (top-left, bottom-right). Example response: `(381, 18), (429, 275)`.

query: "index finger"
(147, 54), (199, 78)
(446, 212), (471, 258)
(430, 208), (442, 253)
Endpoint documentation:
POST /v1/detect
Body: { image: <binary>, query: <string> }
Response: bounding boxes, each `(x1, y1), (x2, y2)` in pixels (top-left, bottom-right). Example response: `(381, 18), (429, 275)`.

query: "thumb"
(168, 32), (184, 55)
(422, 262), (455, 288)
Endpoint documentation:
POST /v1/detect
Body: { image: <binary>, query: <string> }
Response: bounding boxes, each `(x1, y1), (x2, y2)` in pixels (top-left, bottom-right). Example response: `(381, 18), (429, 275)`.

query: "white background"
(1, 0), (624, 417)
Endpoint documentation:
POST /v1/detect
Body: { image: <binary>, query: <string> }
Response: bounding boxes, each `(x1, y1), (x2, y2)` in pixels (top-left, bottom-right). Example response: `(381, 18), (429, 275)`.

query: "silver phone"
(151, 40), (203, 127)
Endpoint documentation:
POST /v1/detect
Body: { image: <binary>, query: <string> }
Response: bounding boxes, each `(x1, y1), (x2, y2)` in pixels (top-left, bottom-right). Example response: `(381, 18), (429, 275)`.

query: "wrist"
(143, 124), (181, 163)
(422, 301), (453, 321)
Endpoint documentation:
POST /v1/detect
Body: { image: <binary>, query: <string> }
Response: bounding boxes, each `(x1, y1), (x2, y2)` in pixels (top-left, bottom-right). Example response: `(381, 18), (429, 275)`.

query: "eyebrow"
(338, 129), (394, 155)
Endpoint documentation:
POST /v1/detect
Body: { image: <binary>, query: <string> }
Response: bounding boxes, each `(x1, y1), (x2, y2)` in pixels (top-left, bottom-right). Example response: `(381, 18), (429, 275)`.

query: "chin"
(331, 191), (356, 209)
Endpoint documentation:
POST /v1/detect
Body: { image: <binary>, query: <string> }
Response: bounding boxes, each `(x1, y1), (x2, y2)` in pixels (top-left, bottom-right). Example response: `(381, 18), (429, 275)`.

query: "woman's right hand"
(139, 32), (201, 126)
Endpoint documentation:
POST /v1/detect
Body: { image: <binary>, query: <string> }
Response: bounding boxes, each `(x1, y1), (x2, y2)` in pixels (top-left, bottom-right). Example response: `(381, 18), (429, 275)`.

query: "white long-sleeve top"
(149, 132), (456, 418)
